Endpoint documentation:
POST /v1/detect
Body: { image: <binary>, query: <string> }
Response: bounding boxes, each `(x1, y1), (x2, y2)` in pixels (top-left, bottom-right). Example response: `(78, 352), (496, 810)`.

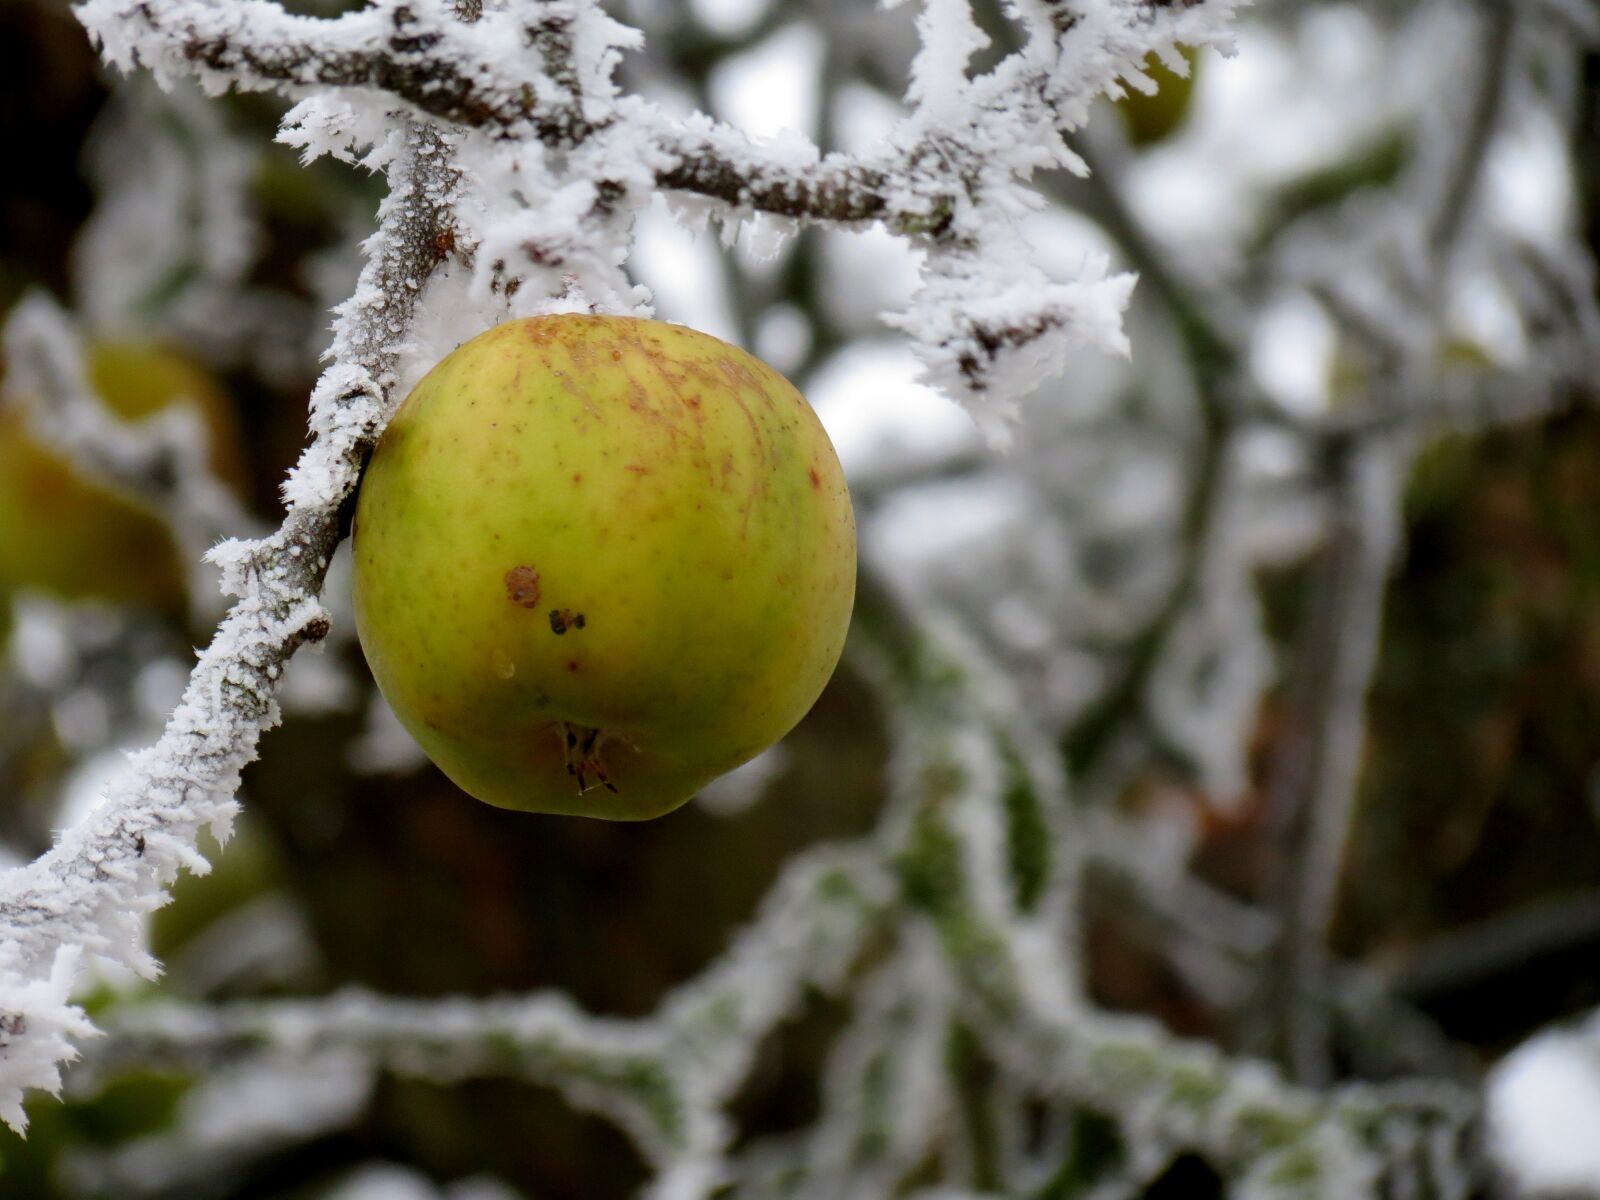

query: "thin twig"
(1425, 0), (1517, 273)
(1258, 432), (1411, 1086)
(1054, 144), (1247, 777)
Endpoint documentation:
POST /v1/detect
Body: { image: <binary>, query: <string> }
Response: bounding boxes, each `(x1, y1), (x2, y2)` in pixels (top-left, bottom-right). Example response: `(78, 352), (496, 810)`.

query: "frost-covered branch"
(1423, 0), (1517, 277)
(1085, 819), (1479, 1082)
(83, 842), (893, 1191)
(80, 0), (1231, 227)
(0, 112), (460, 1131)
(856, 581), (1477, 1197)
(77, 0), (1244, 428)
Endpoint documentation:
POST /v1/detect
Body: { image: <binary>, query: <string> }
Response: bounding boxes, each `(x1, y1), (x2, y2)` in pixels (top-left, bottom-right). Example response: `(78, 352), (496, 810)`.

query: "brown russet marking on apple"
(504, 565), (541, 608)
(717, 356), (763, 393)
(729, 390), (767, 465)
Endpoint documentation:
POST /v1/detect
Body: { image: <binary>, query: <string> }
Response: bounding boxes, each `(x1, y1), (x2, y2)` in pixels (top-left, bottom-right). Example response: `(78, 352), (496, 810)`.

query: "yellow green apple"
(351, 315), (856, 820)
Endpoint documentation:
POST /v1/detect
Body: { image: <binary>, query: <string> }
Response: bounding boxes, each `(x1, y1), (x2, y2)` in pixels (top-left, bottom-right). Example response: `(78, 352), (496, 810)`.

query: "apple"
(351, 315), (856, 820)
(0, 339), (247, 614)
(1117, 48), (1199, 147)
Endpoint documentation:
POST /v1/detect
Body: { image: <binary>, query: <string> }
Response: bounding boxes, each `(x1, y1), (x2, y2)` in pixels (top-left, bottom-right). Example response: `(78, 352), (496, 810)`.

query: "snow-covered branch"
(68, 582), (1479, 1197)
(78, 0), (1243, 425)
(855, 586), (1478, 1199)
(80, 0), (1233, 224)
(83, 841), (892, 1191)
(1257, 436), (1411, 1087)
(0, 107), (460, 1131)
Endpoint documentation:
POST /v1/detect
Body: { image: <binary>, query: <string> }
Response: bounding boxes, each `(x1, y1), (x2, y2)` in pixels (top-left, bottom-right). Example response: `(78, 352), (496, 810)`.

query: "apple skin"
(351, 315), (856, 820)
(1117, 48), (1199, 147)
(0, 340), (246, 614)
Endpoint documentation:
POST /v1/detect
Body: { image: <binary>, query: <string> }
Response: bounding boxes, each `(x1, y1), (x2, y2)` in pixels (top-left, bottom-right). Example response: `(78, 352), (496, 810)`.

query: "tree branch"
(1257, 434), (1410, 1087)
(80, 0), (1240, 236)
(0, 117), (460, 1130)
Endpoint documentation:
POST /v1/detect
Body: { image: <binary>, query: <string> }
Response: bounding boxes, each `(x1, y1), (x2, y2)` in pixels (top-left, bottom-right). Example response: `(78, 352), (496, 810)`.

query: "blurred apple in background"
(0, 339), (247, 616)
(1117, 48), (1199, 147)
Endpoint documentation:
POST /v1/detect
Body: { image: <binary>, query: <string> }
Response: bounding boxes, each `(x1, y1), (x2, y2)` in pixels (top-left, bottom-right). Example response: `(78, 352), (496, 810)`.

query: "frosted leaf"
(1, 295), (260, 620)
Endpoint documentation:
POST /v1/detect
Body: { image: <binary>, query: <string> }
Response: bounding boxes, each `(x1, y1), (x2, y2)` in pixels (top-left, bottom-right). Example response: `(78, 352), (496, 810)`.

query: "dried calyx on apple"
(351, 315), (857, 820)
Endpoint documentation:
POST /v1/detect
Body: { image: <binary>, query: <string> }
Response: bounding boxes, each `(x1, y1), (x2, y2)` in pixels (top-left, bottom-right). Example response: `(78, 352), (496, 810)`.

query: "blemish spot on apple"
(504, 565), (541, 608)
(549, 609), (586, 634)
